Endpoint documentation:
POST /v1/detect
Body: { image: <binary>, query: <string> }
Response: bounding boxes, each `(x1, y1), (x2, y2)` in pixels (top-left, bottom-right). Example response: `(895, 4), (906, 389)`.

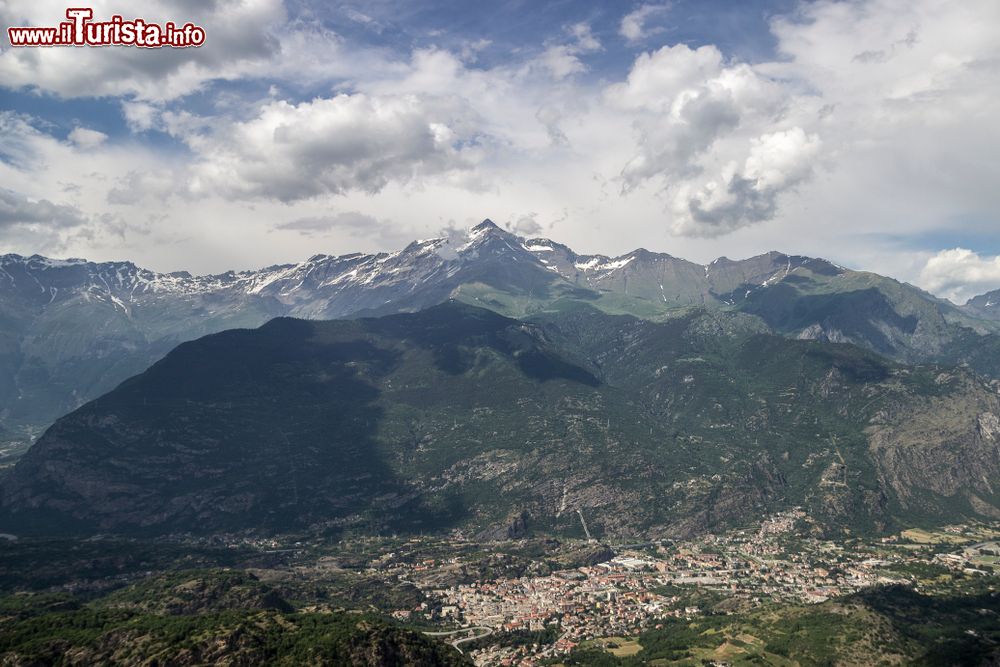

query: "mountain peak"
(473, 218), (501, 232)
(966, 287), (1000, 311)
(463, 218), (519, 247)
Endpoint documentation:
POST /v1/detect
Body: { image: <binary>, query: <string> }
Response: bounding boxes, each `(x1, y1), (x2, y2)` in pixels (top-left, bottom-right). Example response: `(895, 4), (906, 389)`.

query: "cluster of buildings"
(935, 540), (999, 576)
(439, 558), (677, 636)
(382, 510), (956, 663)
(347, 514), (1000, 664)
(418, 538), (903, 661)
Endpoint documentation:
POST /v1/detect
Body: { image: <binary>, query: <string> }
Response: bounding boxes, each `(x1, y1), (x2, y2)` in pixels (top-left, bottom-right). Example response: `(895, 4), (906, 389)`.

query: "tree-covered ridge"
(3, 302), (998, 539)
(0, 569), (468, 666)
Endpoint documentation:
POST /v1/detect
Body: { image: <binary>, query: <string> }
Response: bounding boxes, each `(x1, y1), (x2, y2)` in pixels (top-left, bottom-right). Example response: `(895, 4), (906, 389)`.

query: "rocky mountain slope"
(3, 302), (998, 539)
(4, 221), (1000, 454)
(965, 287), (1000, 320)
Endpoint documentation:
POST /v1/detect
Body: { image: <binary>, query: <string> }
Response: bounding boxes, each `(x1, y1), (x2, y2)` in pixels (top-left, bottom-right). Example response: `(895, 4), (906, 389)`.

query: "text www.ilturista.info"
(7, 8), (206, 48)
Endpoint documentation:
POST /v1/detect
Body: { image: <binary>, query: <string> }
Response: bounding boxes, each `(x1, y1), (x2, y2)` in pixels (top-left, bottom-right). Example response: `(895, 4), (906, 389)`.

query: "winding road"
(423, 626), (494, 654)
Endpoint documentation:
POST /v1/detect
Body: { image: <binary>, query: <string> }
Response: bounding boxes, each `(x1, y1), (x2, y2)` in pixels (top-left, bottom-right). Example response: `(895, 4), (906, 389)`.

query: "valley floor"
(1, 516), (998, 666)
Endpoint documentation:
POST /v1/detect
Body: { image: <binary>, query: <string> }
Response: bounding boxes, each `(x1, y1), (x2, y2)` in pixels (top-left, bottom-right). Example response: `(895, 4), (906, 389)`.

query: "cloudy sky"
(1, 0), (999, 303)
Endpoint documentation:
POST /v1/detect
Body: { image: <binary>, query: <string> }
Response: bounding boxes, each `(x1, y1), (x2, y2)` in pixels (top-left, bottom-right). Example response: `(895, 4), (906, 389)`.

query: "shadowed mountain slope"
(3, 302), (998, 539)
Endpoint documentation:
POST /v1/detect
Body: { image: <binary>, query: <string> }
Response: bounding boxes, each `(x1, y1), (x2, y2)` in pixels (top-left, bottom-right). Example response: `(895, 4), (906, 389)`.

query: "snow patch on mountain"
(1, 221), (853, 320)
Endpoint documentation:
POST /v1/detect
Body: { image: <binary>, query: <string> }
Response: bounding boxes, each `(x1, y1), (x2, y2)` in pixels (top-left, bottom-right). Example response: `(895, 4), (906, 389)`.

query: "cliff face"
(867, 373), (1000, 521)
(3, 303), (999, 540)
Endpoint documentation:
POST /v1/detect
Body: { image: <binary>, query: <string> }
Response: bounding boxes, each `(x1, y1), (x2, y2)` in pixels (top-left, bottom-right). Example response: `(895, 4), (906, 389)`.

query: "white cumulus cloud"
(670, 128), (822, 236)
(68, 127), (108, 149)
(607, 43), (796, 227)
(619, 4), (671, 44)
(183, 93), (487, 202)
(919, 248), (1000, 304)
(0, 188), (87, 229)
(531, 21), (602, 80)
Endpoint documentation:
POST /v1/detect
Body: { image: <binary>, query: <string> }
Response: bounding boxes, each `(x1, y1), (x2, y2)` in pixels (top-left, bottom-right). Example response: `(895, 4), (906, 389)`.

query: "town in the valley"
(334, 511), (1000, 665)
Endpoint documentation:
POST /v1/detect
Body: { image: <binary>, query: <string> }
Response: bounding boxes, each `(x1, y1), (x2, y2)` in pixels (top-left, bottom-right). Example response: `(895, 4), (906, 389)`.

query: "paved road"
(424, 627), (493, 654)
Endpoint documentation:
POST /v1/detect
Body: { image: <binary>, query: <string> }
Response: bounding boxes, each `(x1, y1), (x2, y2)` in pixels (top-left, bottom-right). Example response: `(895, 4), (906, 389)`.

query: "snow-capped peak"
(471, 218), (502, 234)
(0, 223), (850, 319)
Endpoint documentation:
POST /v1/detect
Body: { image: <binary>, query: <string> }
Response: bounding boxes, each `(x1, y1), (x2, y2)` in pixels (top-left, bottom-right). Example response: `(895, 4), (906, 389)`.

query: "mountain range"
(3, 219), (1000, 459)
(3, 298), (1000, 538)
(3, 220), (1000, 539)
